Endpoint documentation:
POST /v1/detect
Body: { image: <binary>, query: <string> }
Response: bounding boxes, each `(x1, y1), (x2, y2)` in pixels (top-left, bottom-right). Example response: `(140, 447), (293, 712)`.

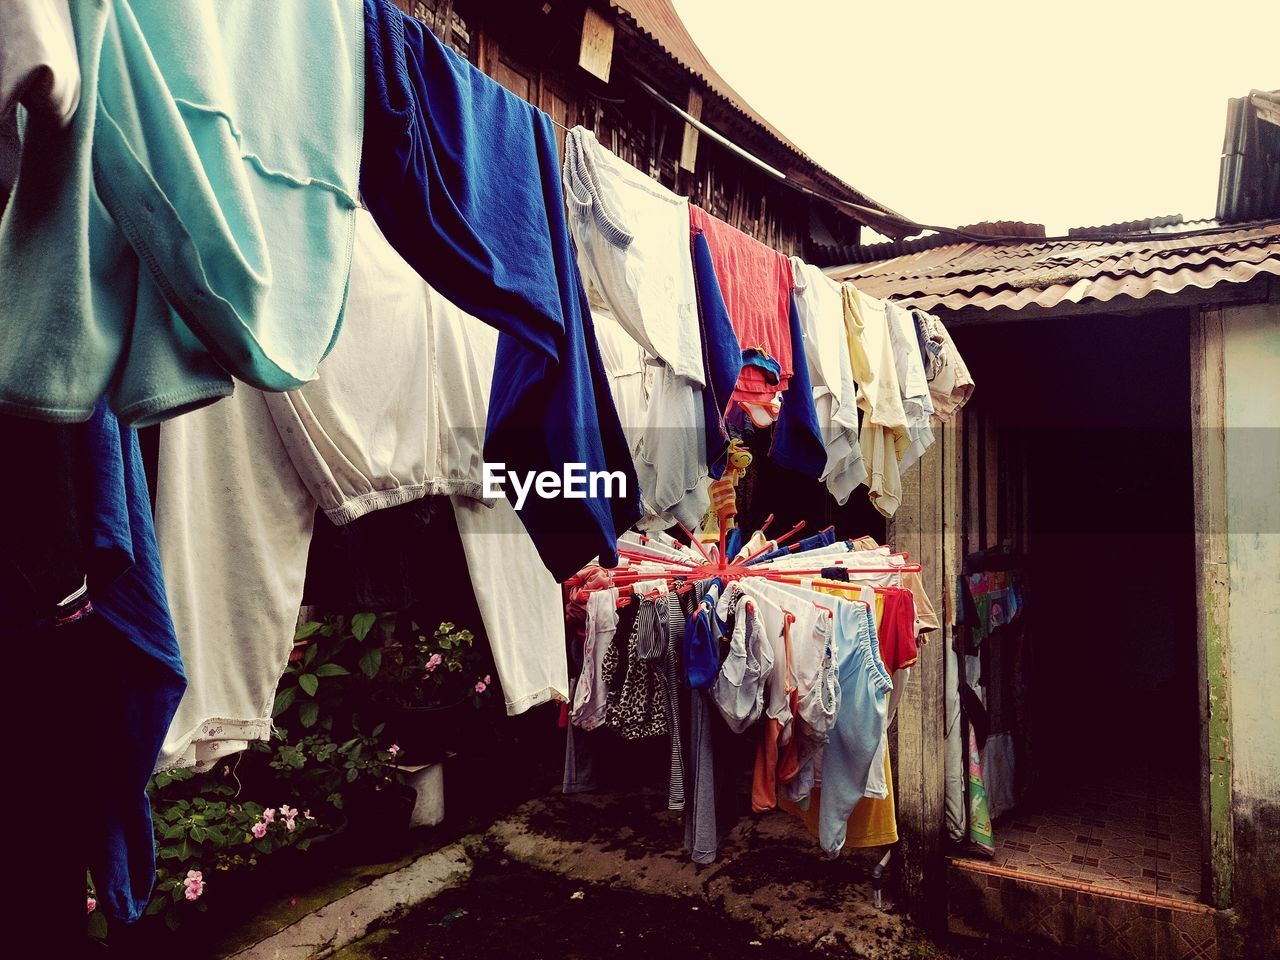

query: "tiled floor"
(984, 769), (1203, 903)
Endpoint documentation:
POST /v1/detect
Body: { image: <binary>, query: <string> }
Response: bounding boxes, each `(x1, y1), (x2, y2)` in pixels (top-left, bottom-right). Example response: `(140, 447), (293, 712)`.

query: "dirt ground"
(331, 783), (1076, 960)
(333, 850), (1069, 960)
(336, 856), (826, 960)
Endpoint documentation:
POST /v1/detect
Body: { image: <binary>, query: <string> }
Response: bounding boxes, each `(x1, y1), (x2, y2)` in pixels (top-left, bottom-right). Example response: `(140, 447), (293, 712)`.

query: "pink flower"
(303, 809), (315, 821)
(388, 744), (401, 758)
(484, 675), (492, 685)
(183, 870), (205, 902)
(425, 653), (442, 672)
(474, 680), (487, 693)
(87, 897), (97, 915)
(262, 807), (276, 824)
(251, 821), (268, 839)
(280, 804), (299, 832)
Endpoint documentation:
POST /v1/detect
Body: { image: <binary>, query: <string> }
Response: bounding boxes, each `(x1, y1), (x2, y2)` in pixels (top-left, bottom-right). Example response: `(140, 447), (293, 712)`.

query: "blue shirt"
(361, 0), (640, 579)
(691, 230), (743, 480)
(85, 401), (187, 922)
(770, 292), (827, 479)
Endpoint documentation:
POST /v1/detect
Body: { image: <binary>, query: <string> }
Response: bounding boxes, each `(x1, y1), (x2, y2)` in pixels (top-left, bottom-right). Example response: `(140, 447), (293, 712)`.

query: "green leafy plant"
(381, 621), (493, 709)
(93, 767), (323, 933)
(274, 613), (396, 731)
(265, 720), (400, 813)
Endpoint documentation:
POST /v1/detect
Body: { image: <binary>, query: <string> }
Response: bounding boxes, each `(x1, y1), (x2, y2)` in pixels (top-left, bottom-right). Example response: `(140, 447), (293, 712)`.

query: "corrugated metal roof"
(608, 0), (803, 154)
(1218, 90), (1280, 223)
(827, 222), (1280, 317)
(607, 0), (904, 225)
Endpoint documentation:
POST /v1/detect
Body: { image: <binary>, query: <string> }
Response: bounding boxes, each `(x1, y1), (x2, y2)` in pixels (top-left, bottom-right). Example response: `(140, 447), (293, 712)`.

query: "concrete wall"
(1221, 296), (1280, 955)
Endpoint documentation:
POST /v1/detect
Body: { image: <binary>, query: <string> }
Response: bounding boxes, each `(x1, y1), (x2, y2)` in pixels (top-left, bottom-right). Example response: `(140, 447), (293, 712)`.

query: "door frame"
(1190, 306), (1235, 909)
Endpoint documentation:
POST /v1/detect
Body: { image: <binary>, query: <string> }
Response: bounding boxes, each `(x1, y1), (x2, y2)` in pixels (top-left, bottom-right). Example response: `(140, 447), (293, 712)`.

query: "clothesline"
(563, 519), (938, 864)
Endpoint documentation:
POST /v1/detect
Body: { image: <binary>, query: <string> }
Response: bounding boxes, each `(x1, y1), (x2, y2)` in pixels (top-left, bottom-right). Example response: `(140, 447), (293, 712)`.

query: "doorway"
(951, 309), (1203, 903)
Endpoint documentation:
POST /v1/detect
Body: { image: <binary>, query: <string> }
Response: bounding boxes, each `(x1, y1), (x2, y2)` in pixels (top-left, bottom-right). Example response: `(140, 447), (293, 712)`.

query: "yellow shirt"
(841, 286), (909, 517)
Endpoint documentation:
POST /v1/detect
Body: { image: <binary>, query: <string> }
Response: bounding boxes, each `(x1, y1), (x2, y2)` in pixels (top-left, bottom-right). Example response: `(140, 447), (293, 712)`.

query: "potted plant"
(375, 621), (495, 765)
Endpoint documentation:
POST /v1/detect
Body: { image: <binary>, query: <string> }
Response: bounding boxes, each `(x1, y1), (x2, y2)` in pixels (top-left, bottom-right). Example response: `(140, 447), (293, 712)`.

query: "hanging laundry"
(360, 0), (639, 579)
(790, 258), (867, 502)
(885, 301), (936, 472)
(816, 599), (892, 857)
(268, 209), (569, 715)
(0, 0), (363, 424)
(689, 204), (794, 410)
(590, 305), (649, 454)
(0, 0), (79, 124)
(602, 588), (669, 740)
(563, 127), (710, 530)
(685, 578), (726, 689)
(266, 210), (491, 521)
(745, 587), (797, 812)
(453, 492), (572, 715)
(562, 127), (704, 385)
(0, 404), (186, 923)
(769, 293), (828, 479)
(571, 588), (617, 731)
(155, 388), (316, 772)
(842, 285), (911, 517)
(710, 586), (774, 733)
(81, 403), (187, 923)
(691, 230), (745, 477)
(914, 310), (975, 420)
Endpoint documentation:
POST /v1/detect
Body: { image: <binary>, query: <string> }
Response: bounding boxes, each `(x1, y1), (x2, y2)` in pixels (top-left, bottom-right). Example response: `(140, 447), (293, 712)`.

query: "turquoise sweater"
(0, 0), (363, 425)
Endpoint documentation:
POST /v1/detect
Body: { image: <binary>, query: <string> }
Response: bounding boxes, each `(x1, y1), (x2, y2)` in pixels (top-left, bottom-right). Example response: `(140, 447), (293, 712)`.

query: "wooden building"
(829, 91), (1280, 960)
(391, 0), (908, 257)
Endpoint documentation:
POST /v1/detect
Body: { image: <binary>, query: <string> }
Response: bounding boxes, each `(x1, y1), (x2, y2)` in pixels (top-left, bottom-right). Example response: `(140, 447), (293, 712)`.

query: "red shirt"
(689, 205), (793, 402)
(877, 587), (919, 673)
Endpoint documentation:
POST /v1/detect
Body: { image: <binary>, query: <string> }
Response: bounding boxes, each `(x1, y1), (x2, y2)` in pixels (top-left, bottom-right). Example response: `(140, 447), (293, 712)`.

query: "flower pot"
(377, 695), (471, 765)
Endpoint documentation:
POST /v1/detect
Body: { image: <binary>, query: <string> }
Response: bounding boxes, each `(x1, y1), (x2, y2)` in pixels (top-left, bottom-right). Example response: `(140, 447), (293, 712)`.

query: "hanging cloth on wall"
(360, 0), (640, 580)
(0, 0), (364, 424)
(914, 309), (974, 420)
(885, 301), (936, 472)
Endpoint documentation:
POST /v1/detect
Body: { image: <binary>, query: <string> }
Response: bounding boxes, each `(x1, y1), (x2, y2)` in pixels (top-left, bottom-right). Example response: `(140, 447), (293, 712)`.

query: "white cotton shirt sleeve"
(265, 210), (491, 523)
(155, 388), (315, 772)
(443, 299), (570, 714)
(0, 0), (79, 124)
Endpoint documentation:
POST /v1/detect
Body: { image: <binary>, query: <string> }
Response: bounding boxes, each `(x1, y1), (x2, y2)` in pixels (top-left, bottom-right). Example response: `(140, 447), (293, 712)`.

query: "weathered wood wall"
(393, 0), (812, 256)
(888, 417), (962, 924)
(1189, 305), (1234, 910)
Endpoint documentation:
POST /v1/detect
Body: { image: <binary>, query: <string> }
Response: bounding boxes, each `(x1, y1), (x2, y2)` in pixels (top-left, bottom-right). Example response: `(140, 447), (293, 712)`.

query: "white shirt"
(791, 258), (866, 503)
(563, 127), (704, 386)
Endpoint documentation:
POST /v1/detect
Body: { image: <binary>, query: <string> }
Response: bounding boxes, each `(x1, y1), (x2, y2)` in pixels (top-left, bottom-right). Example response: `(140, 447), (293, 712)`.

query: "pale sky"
(673, 0), (1280, 237)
